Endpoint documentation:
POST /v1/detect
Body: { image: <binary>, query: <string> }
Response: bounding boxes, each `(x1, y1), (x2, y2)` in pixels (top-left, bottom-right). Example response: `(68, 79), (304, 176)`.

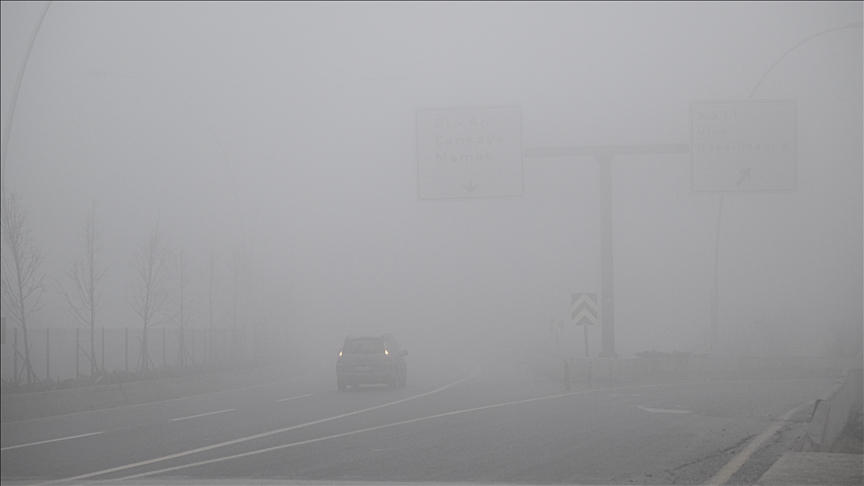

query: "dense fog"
(1, 2), (861, 373)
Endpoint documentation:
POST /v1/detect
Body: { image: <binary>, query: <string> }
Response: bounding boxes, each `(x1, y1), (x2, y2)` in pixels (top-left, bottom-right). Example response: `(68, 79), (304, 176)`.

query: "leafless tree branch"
(127, 217), (172, 373)
(1, 191), (44, 385)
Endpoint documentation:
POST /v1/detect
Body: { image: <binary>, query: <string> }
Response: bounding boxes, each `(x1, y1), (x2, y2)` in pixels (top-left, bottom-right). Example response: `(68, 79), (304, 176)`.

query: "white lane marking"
(702, 400), (812, 486)
(5, 366), (322, 425)
(119, 379), (806, 480)
(277, 393), (313, 402)
(0, 431), (104, 451)
(636, 405), (691, 414)
(42, 371), (477, 485)
(170, 409), (235, 422)
(114, 386), (613, 480)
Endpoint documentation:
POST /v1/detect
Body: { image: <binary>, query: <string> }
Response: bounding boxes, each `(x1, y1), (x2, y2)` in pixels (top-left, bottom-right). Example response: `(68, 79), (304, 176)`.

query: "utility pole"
(596, 153), (616, 358)
(524, 144), (690, 358)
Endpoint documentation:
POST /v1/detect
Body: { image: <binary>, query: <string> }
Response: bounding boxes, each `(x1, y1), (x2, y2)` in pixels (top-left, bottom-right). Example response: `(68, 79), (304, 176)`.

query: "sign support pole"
(528, 144), (690, 359)
(597, 153), (617, 358)
(584, 324), (589, 358)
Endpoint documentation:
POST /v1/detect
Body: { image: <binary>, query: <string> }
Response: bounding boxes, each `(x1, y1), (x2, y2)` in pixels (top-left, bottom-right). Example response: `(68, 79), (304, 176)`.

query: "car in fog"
(336, 334), (408, 391)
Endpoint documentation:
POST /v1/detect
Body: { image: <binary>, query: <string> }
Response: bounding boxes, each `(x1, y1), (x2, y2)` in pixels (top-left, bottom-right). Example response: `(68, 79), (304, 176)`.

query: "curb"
(794, 368), (863, 453)
(755, 452), (863, 485)
(755, 368), (863, 485)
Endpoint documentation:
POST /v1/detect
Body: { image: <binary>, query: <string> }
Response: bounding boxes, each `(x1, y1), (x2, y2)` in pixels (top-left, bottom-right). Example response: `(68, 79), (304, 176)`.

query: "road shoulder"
(755, 451), (863, 485)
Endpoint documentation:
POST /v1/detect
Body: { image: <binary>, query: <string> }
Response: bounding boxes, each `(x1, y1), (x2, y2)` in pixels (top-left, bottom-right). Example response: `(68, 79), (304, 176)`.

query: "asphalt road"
(0, 352), (838, 485)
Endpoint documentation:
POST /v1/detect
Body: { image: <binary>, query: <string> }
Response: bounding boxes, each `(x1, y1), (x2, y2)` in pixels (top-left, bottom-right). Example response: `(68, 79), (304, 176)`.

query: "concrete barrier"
(755, 452), (863, 485)
(0, 363), (309, 423)
(794, 368), (864, 452)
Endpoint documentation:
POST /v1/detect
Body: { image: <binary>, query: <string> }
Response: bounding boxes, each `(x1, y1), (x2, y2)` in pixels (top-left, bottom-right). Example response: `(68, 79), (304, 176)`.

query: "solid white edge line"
(39, 370), (478, 485)
(169, 409), (235, 422)
(277, 393), (314, 402)
(115, 388), (600, 480)
(36, 376), (816, 485)
(1, 431), (104, 451)
(702, 400), (813, 486)
(116, 380), (820, 482)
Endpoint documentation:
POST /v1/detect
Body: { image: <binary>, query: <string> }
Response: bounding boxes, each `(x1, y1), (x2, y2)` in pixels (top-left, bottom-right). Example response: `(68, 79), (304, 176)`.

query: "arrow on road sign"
(571, 293), (598, 326)
(463, 180), (479, 193)
(736, 167), (751, 187)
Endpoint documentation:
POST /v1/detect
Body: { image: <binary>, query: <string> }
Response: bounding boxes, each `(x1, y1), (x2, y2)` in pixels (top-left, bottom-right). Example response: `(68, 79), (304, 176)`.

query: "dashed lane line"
(110, 387), (605, 481)
(169, 409), (235, 422)
(636, 405), (691, 414)
(110, 380), (820, 482)
(277, 394), (314, 402)
(38, 371), (477, 485)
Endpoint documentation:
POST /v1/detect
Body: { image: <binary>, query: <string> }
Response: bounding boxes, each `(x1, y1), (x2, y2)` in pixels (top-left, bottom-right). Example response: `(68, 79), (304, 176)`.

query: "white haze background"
(1, 2), (861, 366)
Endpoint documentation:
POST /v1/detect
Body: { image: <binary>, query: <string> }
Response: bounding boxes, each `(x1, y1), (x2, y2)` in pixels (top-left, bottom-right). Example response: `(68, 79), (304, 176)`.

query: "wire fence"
(0, 326), (245, 383)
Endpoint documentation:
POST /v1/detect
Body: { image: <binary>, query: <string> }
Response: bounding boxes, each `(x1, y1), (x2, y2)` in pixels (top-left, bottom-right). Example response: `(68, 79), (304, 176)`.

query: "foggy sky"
(1, 1), (861, 361)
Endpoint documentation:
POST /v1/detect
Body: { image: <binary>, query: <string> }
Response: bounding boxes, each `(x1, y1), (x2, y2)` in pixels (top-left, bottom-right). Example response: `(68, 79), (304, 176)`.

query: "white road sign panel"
(416, 106), (522, 199)
(691, 100), (796, 192)
(571, 293), (598, 326)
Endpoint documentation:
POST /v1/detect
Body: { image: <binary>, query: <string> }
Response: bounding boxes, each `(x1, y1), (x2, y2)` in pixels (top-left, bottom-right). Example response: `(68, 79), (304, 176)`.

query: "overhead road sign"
(691, 100), (796, 192)
(524, 144), (689, 158)
(416, 106), (522, 199)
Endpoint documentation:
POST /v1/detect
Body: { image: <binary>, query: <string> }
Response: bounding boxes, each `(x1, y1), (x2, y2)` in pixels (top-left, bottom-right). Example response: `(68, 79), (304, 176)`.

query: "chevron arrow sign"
(571, 293), (598, 326)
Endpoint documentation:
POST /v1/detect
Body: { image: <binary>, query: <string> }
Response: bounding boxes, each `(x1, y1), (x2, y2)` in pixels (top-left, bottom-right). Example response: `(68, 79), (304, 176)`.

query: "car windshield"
(342, 339), (385, 355)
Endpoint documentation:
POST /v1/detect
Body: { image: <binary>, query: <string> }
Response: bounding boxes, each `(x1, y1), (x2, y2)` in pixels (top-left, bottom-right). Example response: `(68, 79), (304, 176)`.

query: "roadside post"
(573, 293), (599, 387)
(691, 100), (797, 351)
(571, 293), (598, 358)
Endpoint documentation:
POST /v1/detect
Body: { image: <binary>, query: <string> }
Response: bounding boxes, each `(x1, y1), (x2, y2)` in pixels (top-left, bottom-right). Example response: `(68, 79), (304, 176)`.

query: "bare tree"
(128, 219), (172, 373)
(229, 244), (250, 361)
(173, 251), (193, 366)
(0, 191), (44, 385)
(231, 246), (241, 334)
(203, 250), (222, 364)
(59, 202), (106, 376)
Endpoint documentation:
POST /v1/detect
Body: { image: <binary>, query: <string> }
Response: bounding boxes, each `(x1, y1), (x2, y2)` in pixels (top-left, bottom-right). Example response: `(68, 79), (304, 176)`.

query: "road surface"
(1, 352), (836, 485)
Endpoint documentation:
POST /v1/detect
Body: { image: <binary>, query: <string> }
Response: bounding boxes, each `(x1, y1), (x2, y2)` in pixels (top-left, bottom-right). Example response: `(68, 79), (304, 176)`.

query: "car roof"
(344, 334), (393, 341)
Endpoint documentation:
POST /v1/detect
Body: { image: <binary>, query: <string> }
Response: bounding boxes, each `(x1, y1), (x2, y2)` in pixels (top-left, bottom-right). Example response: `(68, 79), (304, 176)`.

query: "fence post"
(125, 327), (128, 373)
(46, 327), (50, 382)
(14, 327), (18, 384)
(76, 328), (80, 380)
(564, 359), (570, 391)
